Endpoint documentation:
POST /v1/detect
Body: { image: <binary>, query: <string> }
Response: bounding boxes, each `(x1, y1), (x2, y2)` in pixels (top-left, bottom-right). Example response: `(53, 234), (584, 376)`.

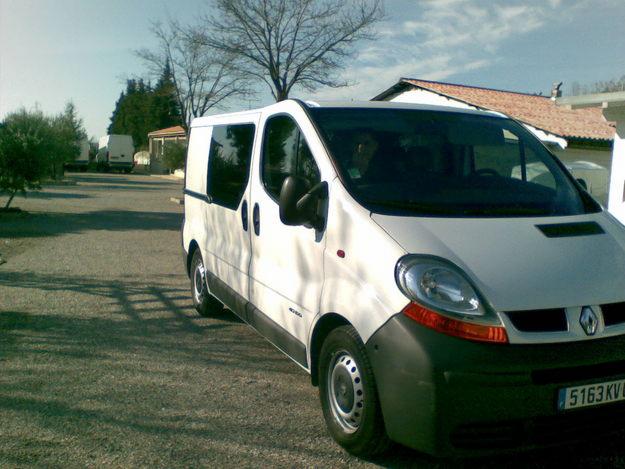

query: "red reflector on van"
(402, 302), (508, 344)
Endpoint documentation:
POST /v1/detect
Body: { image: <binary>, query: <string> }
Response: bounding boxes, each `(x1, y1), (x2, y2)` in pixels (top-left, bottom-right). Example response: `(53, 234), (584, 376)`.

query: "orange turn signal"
(403, 302), (508, 344)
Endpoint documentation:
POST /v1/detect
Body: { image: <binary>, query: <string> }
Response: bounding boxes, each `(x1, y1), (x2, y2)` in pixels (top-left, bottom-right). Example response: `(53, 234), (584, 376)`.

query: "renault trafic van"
(181, 100), (625, 457)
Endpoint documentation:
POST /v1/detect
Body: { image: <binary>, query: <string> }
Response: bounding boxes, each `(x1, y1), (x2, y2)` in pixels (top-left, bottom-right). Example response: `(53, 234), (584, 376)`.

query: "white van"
(64, 139), (90, 171)
(182, 100), (625, 457)
(97, 134), (134, 172)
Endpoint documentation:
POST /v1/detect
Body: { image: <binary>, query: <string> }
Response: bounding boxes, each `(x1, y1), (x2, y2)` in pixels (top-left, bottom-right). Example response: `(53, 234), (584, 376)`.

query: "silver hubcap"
(193, 261), (206, 303)
(328, 351), (364, 433)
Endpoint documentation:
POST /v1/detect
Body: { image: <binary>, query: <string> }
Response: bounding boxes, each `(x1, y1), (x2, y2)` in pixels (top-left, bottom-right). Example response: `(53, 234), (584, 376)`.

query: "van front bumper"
(366, 314), (625, 457)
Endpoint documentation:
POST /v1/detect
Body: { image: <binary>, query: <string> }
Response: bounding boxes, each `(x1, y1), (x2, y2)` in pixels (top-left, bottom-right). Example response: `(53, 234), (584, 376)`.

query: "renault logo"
(580, 307), (598, 336)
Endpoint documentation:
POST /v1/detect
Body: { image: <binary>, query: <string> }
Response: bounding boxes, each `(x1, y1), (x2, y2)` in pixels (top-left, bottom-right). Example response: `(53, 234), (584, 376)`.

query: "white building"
(557, 91), (625, 224)
(373, 78), (615, 205)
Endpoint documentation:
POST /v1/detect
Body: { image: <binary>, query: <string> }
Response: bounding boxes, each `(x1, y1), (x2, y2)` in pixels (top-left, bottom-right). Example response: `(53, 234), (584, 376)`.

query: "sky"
(1, 0), (625, 139)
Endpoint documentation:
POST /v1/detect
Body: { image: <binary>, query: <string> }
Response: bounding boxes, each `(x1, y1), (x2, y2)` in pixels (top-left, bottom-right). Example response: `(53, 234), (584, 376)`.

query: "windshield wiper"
(363, 199), (550, 216)
(460, 206), (549, 216)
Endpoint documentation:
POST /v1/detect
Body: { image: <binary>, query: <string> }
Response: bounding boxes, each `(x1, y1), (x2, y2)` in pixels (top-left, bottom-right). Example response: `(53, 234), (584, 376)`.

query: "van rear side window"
(207, 124), (255, 210)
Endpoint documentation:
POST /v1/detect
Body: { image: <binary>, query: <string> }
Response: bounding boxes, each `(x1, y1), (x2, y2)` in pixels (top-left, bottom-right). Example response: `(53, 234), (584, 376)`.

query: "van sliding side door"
(203, 119), (258, 309)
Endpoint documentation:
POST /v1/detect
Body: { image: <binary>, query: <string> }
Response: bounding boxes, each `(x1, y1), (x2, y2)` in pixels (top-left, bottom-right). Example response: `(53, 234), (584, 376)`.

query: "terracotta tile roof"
(391, 79), (615, 141)
(148, 125), (186, 138)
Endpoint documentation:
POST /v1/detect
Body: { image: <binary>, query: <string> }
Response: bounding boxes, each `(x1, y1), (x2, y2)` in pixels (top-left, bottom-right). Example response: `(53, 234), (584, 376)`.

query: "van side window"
(262, 115), (321, 200)
(207, 124), (255, 210)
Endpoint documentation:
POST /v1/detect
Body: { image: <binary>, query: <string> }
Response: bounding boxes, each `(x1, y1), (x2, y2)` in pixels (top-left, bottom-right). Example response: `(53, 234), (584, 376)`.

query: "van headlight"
(395, 255), (501, 326)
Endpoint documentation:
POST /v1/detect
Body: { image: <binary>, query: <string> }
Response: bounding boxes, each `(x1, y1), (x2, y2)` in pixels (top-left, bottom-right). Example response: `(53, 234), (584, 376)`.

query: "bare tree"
(136, 19), (249, 130)
(198, 0), (384, 102)
(590, 75), (625, 93)
(570, 75), (625, 96)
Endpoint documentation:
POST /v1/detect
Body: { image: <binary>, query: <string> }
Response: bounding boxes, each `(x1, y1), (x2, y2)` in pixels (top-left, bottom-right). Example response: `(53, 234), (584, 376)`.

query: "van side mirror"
(576, 178), (588, 190)
(279, 175), (327, 230)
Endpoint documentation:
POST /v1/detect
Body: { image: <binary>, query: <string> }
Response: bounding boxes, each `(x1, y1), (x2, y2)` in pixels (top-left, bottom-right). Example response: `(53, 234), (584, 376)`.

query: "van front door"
(248, 112), (327, 367)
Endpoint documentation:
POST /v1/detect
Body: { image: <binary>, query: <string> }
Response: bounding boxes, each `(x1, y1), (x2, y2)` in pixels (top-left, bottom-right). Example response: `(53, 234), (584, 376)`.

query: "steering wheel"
(472, 168), (499, 177)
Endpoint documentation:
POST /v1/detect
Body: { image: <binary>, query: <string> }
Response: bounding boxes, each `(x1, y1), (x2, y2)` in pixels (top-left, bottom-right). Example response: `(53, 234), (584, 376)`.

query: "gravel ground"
(1, 173), (625, 468)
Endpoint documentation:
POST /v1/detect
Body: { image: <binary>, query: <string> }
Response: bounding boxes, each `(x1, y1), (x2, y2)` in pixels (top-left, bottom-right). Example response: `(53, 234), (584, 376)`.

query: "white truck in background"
(64, 139), (90, 171)
(96, 135), (134, 173)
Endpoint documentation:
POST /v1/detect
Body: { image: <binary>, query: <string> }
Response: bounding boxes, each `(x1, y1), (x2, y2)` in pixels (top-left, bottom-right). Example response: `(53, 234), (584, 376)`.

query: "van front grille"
(602, 302), (625, 327)
(505, 309), (568, 333)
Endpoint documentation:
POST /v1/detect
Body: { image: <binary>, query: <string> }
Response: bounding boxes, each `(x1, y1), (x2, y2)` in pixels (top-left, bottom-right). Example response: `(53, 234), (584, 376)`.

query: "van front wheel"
(319, 325), (390, 457)
(190, 250), (222, 317)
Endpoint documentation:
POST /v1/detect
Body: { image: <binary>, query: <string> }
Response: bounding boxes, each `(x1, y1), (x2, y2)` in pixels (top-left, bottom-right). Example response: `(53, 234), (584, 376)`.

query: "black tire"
(319, 325), (391, 457)
(190, 249), (222, 317)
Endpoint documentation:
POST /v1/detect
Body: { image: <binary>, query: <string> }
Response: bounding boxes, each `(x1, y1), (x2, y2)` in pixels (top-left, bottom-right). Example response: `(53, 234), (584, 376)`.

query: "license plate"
(558, 379), (625, 411)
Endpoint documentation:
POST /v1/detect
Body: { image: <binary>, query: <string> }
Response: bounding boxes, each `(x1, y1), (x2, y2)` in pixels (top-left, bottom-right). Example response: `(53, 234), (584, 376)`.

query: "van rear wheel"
(319, 325), (391, 457)
(190, 250), (222, 317)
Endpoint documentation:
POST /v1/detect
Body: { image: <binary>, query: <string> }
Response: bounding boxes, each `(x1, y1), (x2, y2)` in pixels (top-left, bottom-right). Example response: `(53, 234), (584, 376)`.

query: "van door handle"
(252, 203), (260, 236)
(241, 200), (249, 231)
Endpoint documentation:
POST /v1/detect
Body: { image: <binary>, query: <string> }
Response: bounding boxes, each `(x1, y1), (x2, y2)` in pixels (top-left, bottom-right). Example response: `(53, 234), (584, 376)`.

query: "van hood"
(371, 212), (625, 312)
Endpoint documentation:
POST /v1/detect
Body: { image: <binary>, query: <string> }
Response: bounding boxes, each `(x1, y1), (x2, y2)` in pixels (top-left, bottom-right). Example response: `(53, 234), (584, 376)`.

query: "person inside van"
(347, 130), (413, 185)
(347, 130), (380, 181)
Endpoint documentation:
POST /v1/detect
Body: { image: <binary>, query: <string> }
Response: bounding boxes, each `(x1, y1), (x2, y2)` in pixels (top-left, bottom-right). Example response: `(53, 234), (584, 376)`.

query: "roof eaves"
(400, 80), (491, 112)
(371, 81), (413, 101)
(148, 127), (187, 138)
(400, 77), (547, 98)
(560, 134), (613, 143)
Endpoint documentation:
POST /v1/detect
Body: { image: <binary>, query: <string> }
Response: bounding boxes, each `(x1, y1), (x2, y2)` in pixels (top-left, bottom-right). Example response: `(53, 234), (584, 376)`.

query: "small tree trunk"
(4, 190), (16, 210)
(276, 88), (289, 101)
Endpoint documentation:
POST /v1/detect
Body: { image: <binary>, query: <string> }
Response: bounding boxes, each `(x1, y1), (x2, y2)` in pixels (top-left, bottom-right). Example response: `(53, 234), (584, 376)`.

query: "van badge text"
(288, 307), (302, 318)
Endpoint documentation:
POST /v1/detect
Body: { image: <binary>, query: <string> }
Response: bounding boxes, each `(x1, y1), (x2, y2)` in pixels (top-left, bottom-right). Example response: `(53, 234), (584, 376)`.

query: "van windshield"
(309, 108), (599, 217)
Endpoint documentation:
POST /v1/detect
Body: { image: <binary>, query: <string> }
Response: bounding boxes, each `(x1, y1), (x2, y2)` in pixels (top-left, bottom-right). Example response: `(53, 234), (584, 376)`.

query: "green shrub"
(0, 109), (51, 209)
(162, 141), (186, 172)
(47, 102), (87, 179)
(0, 104), (87, 209)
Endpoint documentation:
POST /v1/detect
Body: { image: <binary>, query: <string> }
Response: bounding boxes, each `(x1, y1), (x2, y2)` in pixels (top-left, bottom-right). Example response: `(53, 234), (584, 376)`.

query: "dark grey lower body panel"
(206, 271), (307, 368)
(366, 314), (625, 457)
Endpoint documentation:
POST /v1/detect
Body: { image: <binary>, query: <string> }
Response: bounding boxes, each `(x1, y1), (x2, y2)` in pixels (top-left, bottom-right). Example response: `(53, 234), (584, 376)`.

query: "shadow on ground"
(2, 269), (625, 467)
(0, 269), (337, 465)
(10, 191), (92, 200)
(0, 271), (289, 375)
(0, 209), (183, 238)
(71, 174), (182, 188)
(363, 435), (625, 468)
(75, 183), (180, 192)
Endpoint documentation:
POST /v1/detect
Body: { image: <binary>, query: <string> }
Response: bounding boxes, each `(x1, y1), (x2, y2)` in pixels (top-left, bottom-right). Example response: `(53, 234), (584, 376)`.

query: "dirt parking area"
(1, 173), (625, 468)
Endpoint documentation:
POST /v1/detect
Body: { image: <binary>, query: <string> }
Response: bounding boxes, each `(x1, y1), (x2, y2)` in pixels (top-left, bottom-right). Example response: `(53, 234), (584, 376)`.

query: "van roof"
(190, 99), (506, 128)
(300, 99), (503, 116)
